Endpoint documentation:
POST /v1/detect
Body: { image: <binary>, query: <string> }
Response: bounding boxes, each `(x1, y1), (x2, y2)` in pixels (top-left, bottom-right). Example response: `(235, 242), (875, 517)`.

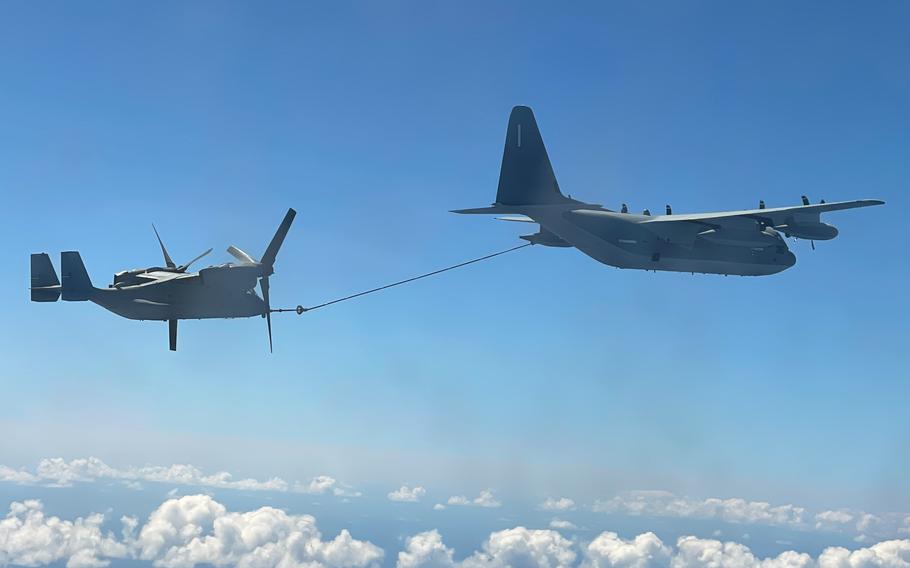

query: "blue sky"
(0, 2), (908, 566)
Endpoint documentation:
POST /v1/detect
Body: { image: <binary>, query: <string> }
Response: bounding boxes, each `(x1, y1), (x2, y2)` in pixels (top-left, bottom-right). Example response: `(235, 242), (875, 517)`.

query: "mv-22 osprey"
(455, 107), (884, 276)
(30, 209), (298, 351)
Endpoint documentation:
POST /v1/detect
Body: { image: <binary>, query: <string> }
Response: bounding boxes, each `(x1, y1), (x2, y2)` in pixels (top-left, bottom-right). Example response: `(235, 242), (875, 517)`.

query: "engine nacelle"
(777, 222), (838, 241)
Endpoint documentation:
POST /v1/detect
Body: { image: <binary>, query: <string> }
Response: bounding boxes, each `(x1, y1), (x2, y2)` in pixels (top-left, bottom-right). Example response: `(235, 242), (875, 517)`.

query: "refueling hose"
(271, 243), (532, 315)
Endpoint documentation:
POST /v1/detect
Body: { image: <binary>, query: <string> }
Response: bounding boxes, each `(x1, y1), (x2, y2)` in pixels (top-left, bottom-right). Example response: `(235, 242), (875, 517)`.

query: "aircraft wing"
(640, 199), (884, 228)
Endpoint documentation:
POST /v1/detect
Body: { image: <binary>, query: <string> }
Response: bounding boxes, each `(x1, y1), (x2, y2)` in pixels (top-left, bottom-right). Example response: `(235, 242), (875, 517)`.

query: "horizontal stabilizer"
(496, 216), (536, 223)
(451, 205), (518, 215)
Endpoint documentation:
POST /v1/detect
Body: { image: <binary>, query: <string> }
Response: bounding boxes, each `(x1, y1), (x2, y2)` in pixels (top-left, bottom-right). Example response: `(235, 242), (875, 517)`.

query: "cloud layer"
(0, 457), (357, 497)
(397, 528), (910, 568)
(0, 495), (382, 568)
(3, 496), (910, 568)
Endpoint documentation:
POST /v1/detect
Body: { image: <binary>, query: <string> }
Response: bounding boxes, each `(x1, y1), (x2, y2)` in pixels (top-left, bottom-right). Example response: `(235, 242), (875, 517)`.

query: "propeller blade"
(227, 245), (257, 264)
(152, 224), (177, 269)
(260, 208), (297, 273)
(178, 248), (213, 272)
(260, 276), (273, 353)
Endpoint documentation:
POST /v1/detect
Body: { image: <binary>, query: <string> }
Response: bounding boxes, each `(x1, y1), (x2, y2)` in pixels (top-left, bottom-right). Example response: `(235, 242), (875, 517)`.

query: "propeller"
(227, 246), (256, 264)
(152, 225), (212, 272)
(177, 248), (213, 271)
(261, 275), (273, 352)
(225, 208), (297, 352)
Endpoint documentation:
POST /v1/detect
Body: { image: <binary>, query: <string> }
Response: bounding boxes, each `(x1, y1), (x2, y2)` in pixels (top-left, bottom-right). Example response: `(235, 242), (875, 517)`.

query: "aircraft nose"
(782, 251), (797, 267)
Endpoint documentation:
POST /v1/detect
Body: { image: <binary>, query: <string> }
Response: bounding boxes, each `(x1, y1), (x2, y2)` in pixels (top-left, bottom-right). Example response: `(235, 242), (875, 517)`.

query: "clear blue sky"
(0, 0), (907, 548)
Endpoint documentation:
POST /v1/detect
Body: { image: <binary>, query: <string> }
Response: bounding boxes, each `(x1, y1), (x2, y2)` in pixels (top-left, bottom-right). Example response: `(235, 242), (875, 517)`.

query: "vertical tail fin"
(30, 253), (61, 302)
(61, 251), (94, 301)
(496, 106), (570, 206)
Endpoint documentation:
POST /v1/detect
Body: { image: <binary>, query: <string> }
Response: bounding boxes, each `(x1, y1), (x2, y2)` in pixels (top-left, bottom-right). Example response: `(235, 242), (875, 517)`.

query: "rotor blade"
(152, 224), (177, 268)
(178, 248), (213, 271)
(227, 245), (256, 264)
(260, 276), (273, 353)
(260, 208), (297, 271)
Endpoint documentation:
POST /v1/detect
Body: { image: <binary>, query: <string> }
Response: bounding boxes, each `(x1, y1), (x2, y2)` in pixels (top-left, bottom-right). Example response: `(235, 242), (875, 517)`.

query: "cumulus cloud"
(816, 540), (910, 568)
(0, 499), (130, 568)
(399, 527), (576, 568)
(294, 475), (361, 497)
(593, 491), (806, 527)
(583, 531), (672, 568)
(446, 489), (501, 508)
(549, 518), (578, 530)
(0, 495), (382, 568)
(398, 530), (456, 568)
(389, 485), (427, 503)
(541, 498), (576, 512)
(816, 511), (856, 530)
(396, 530), (910, 568)
(673, 536), (813, 568)
(6, 500), (910, 568)
(133, 494), (382, 568)
(0, 457), (358, 498)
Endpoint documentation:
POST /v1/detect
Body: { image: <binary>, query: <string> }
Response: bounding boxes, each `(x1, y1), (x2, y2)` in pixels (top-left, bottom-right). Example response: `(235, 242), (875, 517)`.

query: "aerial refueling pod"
(775, 221), (839, 241)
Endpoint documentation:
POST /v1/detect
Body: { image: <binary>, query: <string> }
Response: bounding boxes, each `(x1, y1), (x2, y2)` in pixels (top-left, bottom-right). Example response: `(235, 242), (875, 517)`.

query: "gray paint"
(454, 106), (883, 276)
(31, 209), (296, 351)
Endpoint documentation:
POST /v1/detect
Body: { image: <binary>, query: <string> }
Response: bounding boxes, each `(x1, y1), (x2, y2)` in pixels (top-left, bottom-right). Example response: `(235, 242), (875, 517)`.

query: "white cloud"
(398, 528), (577, 567)
(389, 485), (427, 503)
(816, 511), (856, 530)
(5, 500), (910, 568)
(464, 527), (576, 568)
(582, 531), (671, 568)
(0, 499), (130, 568)
(817, 539), (910, 568)
(134, 494), (382, 568)
(0, 457), (358, 499)
(293, 475), (361, 497)
(0, 465), (38, 485)
(857, 514), (885, 535)
(396, 529), (910, 568)
(0, 495), (382, 568)
(541, 498), (576, 512)
(593, 491), (805, 527)
(433, 504), (446, 511)
(398, 530), (456, 568)
(673, 536), (814, 568)
(446, 489), (501, 508)
(900, 517), (910, 535)
(549, 518), (578, 530)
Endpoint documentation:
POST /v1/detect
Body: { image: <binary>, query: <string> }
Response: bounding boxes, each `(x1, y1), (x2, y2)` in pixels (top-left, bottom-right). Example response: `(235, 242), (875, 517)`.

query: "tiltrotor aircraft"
(455, 106), (883, 276)
(30, 209), (297, 351)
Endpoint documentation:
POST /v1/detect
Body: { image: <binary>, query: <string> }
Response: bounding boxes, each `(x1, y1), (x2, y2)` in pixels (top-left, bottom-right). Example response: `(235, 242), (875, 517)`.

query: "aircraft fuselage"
(521, 206), (797, 276)
(93, 264), (267, 321)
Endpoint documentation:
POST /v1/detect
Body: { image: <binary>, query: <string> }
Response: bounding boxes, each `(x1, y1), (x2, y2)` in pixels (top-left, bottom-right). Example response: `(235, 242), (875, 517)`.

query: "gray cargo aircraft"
(31, 209), (297, 351)
(454, 106), (883, 276)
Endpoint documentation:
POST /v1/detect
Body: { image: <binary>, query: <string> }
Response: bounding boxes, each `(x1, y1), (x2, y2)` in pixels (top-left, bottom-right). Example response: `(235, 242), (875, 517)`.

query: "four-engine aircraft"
(30, 209), (296, 351)
(454, 106), (884, 276)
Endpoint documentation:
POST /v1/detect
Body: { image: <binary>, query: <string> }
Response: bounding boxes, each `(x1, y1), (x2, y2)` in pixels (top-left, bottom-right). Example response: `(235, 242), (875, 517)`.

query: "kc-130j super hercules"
(455, 106), (883, 276)
(30, 209), (297, 352)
